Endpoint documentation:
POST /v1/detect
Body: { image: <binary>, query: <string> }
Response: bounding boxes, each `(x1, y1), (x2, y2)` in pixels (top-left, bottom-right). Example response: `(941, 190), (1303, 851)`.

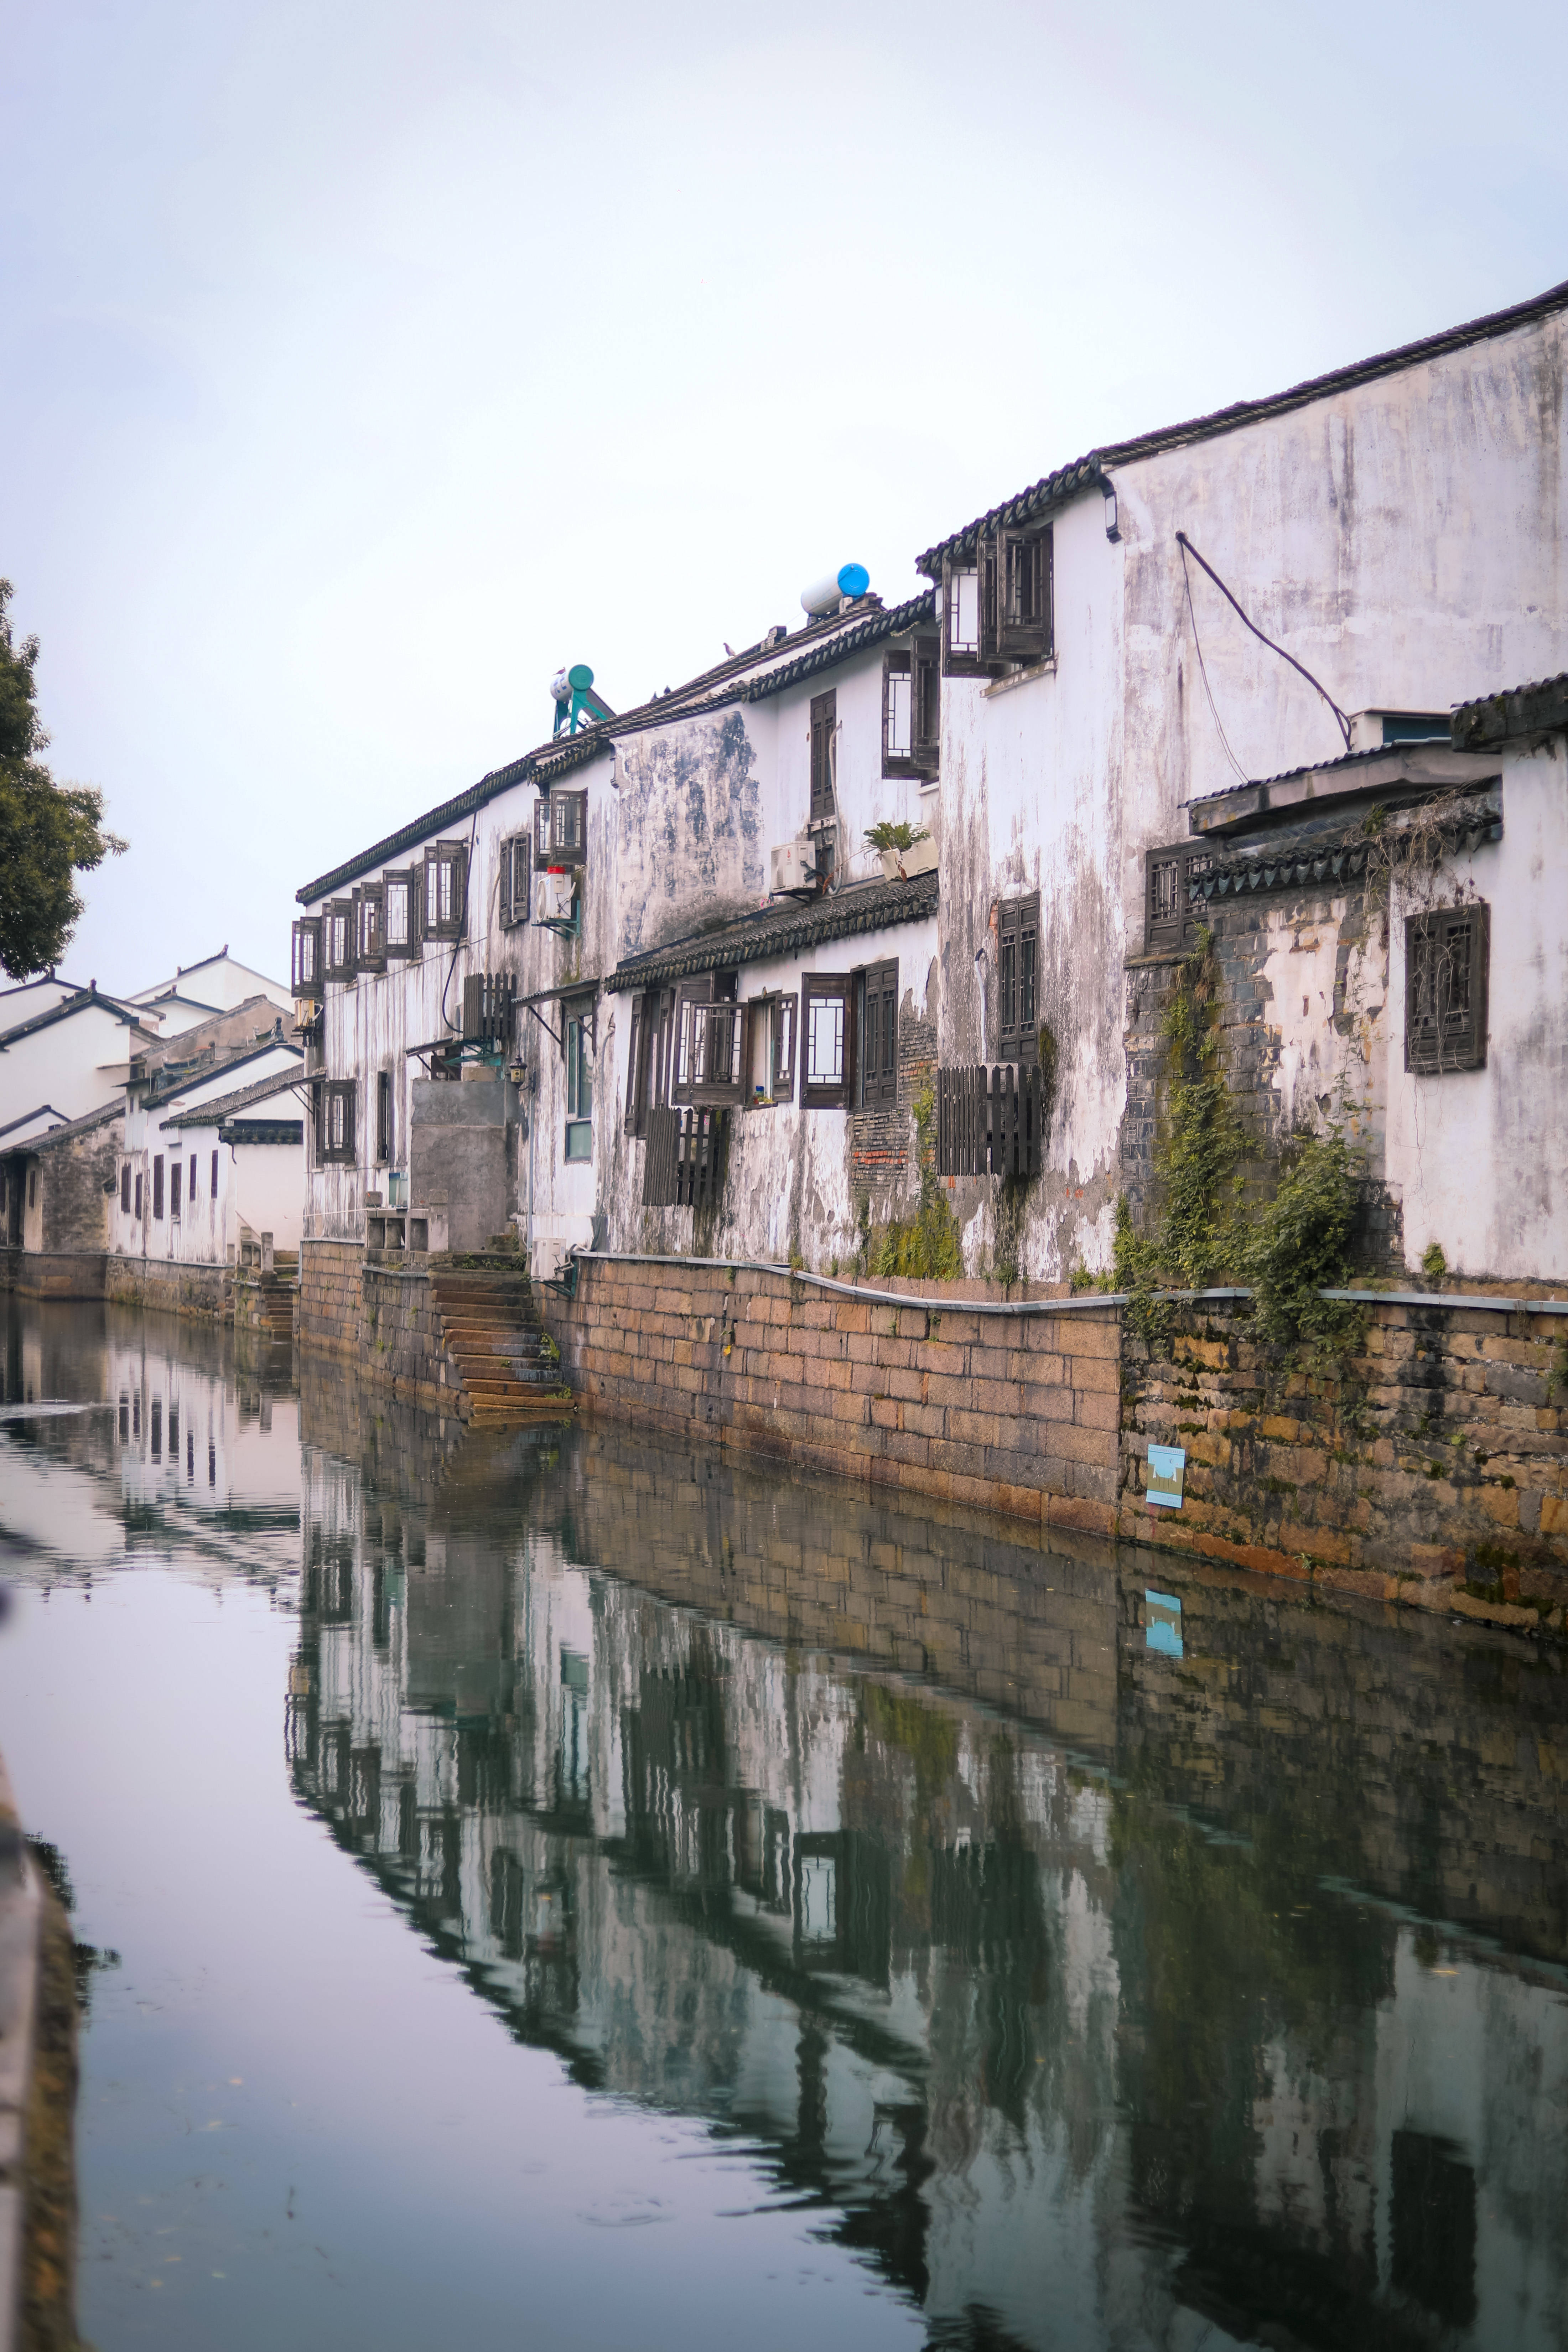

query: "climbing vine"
(872, 1084), (963, 1280)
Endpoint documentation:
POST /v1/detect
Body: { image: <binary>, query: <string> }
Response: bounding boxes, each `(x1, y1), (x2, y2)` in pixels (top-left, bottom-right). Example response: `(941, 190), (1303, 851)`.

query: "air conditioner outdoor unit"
(536, 869), (576, 925)
(770, 838), (816, 895)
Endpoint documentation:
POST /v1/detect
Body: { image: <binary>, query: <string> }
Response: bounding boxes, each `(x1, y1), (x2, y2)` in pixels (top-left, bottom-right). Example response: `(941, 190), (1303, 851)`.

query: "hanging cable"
(1179, 539), (1249, 786)
(1176, 531), (1354, 754)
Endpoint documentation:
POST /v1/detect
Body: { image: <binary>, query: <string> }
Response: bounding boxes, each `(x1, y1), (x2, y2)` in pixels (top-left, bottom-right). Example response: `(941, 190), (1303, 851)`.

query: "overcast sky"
(3, 0), (1564, 992)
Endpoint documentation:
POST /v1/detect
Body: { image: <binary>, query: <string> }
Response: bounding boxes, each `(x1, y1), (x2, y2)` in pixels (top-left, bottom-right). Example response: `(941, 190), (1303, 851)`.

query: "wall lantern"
(1102, 478), (1121, 543)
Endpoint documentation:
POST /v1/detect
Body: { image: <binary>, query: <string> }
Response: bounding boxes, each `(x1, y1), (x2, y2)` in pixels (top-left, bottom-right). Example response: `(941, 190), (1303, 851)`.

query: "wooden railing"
(935, 1065), (1045, 1179)
(643, 1106), (729, 1208)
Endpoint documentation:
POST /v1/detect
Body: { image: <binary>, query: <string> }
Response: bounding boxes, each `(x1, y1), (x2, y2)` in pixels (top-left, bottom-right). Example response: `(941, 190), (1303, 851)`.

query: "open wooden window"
(810, 691), (836, 820)
(291, 918), (323, 999)
(858, 960), (899, 1106)
(802, 974), (851, 1107)
(318, 1080), (356, 1164)
(911, 637), (940, 775)
(383, 869), (419, 959)
(1143, 844), (1208, 957)
(742, 991), (798, 1106)
(625, 987), (673, 1135)
(996, 525), (1052, 663)
(672, 973), (747, 1107)
(564, 1006), (593, 1159)
(942, 559), (985, 677)
(323, 900), (355, 980)
(536, 790), (587, 867)
(423, 842), (467, 940)
(882, 652), (914, 776)
(499, 834), (531, 928)
(170, 1159), (182, 1219)
(355, 883), (385, 973)
(997, 894), (1040, 1067)
(1406, 903), (1489, 1074)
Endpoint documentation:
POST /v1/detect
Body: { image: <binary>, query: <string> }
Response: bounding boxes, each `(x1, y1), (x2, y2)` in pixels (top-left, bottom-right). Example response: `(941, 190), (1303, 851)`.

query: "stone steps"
(431, 1268), (567, 1418)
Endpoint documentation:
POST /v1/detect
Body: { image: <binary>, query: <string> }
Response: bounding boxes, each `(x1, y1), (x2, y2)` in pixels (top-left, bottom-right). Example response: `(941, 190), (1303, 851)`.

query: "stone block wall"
(1123, 1299), (1568, 1615)
(299, 1239), (365, 1360)
(104, 1256), (229, 1320)
(298, 1240), (471, 1415)
(0, 1248), (107, 1300)
(545, 1259), (1120, 1534)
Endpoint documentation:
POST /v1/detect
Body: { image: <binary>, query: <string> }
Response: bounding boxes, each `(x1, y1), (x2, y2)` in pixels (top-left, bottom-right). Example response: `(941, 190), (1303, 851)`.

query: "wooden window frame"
(996, 524), (1053, 663)
(809, 690), (836, 821)
(152, 1156), (165, 1219)
(188, 1154), (197, 1203)
(211, 1149), (219, 1200)
(499, 833), (531, 928)
(376, 1070), (394, 1165)
(942, 559), (986, 677)
(134, 1172), (143, 1221)
(383, 868), (420, 959)
(323, 899), (356, 981)
(911, 636), (940, 776)
(857, 959), (899, 1107)
(802, 974), (852, 1108)
(120, 1163), (131, 1214)
(423, 841), (467, 941)
(564, 1009), (593, 1159)
(537, 790), (588, 868)
(1143, 844), (1210, 957)
(170, 1159), (182, 1220)
(996, 894), (1040, 1067)
(355, 883), (386, 974)
(882, 651), (915, 777)
(626, 987), (673, 1136)
(671, 974), (748, 1108)
(1405, 902), (1489, 1074)
(291, 918), (323, 1000)
(318, 1079), (357, 1164)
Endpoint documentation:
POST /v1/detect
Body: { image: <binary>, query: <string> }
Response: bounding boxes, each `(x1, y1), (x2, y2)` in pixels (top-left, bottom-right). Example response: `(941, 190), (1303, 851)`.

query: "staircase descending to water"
(430, 1265), (568, 1421)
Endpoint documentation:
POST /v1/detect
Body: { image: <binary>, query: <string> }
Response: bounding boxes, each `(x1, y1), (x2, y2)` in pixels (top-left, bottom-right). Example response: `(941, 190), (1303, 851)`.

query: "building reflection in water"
(289, 1385), (1568, 2352)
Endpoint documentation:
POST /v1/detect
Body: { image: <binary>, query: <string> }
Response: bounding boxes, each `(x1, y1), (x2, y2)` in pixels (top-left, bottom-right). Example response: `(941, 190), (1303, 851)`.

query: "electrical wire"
(1176, 531), (1354, 754)
(1179, 540), (1250, 785)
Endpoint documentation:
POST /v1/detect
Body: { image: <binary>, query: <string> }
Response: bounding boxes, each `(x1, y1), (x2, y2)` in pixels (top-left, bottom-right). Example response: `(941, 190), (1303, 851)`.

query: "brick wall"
(104, 1256), (229, 1319)
(0, 1248), (107, 1300)
(298, 1240), (471, 1416)
(299, 1239), (364, 1359)
(1123, 1299), (1568, 1616)
(546, 1258), (1120, 1535)
(847, 1009), (935, 1213)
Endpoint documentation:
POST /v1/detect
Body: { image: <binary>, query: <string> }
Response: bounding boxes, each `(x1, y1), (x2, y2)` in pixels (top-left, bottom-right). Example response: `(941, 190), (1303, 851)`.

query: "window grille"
(460, 972), (515, 1054)
(802, 975), (851, 1107)
(996, 525), (1053, 662)
(996, 894), (1040, 1066)
(318, 1080), (357, 1164)
(911, 637), (940, 775)
(1144, 845), (1209, 957)
(499, 834), (531, 927)
(422, 842), (467, 940)
(383, 869), (419, 959)
(536, 791), (588, 866)
(943, 561), (984, 676)
(1406, 903), (1489, 1074)
(671, 975), (747, 1107)
(323, 900), (355, 980)
(355, 883), (385, 972)
(291, 918), (323, 999)
(882, 653), (913, 771)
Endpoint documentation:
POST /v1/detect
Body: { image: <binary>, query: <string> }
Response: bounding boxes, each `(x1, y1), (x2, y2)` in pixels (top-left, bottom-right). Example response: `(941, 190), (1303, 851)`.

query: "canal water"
(0, 1298), (1565, 2352)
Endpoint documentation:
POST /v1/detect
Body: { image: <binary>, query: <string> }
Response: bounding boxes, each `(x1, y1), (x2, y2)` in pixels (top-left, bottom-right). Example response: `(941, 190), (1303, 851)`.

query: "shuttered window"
(810, 691), (836, 819)
(911, 637), (940, 775)
(423, 842), (467, 940)
(802, 975), (851, 1108)
(1406, 903), (1489, 1074)
(499, 834), (531, 928)
(189, 1154), (197, 1202)
(120, 1164), (130, 1214)
(1144, 844), (1208, 957)
(996, 525), (1053, 662)
(318, 1081), (356, 1163)
(376, 1071), (393, 1163)
(858, 960), (899, 1106)
(355, 883), (385, 972)
(997, 894), (1040, 1066)
(882, 653), (913, 773)
(152, 1156), (165, 1219)
(536, 791), (588, 866)
(171, 1161), (182, 1219)
(211, 1150), (219, 1199)
(671, 974), (748, 1107)
(324, 900), (355, 979)
(943, 561), (984, 676)
(291, 918), (323, 998)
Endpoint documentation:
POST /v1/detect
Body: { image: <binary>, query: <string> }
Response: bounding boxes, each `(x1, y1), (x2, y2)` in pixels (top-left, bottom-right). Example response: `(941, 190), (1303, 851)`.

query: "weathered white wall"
(942, 306), (1568, 1281)
(0, 1001), (149, 1126)
(1385, 740), (1568, 1278)
(112, 1044), (301, 1267)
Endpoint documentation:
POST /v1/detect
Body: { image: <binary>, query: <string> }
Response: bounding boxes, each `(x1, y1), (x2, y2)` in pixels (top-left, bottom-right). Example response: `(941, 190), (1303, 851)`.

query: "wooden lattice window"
(996, 525), (1052, 663)
(625, 987), (675, 1136)
(423, 842), (467, 940)
(499, 834), (531, 928)
(997, 894), (1040, 1067)
(355, 883), (385, 973)
(911, 636), (940, 775)
(942, 559), (985, 677)
(1406, 903), (1489, 1074)
(291, 918), (323, 999)
(672, 973), (747, 1107)
(536, 791), (587, 866)
(318, 1080), (356, 1164)
(858, 960), (899, 1107)
(383, 869), (419, 959)
(323, 900), (355, 980)
(803, 974), (851, 1108)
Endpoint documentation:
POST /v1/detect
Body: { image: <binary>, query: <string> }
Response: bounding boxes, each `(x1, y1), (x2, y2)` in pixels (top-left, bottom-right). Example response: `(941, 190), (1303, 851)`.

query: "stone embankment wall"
(104, 1256), (229, 1320)
(0, 1249), (107, 1301)
(542, 1260), (1568, 1630)
(298, 1239), (469, 1416)
(546, 1258), (1120, 1537)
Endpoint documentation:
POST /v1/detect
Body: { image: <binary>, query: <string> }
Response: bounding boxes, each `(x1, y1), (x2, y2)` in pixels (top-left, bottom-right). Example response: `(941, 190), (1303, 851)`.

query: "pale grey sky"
(3, 0), (1564, 990)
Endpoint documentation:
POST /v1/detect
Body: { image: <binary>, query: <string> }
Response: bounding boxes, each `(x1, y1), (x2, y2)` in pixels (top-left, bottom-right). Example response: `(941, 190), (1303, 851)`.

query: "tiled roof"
(1178, 795), (1502, 907)
(159, 1061), (306, 1129)
(0, 985), (147, 1051)
(1451, 672), (1568, 748)
(295, 594), (936, 908)
(28, 1100), (124, 1152)
(607, 871), (938, 994)
(221, 1117), (303, 1147)
(915, 277), (1568, 577)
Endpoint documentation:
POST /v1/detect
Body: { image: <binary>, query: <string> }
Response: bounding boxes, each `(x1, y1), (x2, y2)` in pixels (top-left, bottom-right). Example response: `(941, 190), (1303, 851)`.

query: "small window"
(882, 653), (913, 772)
(28, 1165), (37, 1210)
(626, 987), (675, 1134)
(171, 1161), (182, 1219)
(318, 1080), (356, 1164)
(377, 1070), (394, 1164)
(211, 1150), (219, 1199)
(423, 841), (467, 941)
(565, 1011), (593, 1159)
(911, 636), (940, 775)
(134, 1173), (143, 1220)
(810, 691), (836, 820)
(802, 975), (851, 1107)
(384, 869), (419, 959)
(499, 834), (532, 928)
(858, 960), (899, 1107)
(943, 560), (984, 676)
(996, 525), (1053, 663)
(671, 975), (747, 1106)
(153, 1156), (165, 1219)
(355, 883), (385, 973)
(742, 992), (798, 1106)
(323, 899), (355, 980)
(772, 992), (797, 1102)
(189, 1154), (197, 1202)
(291, 918), (323, 999)
(537, 791), (587, 867)
(1406, 903), (1489, 1074)
(120, 1163), (131, 1214)
(997, 894), (1040, 1066)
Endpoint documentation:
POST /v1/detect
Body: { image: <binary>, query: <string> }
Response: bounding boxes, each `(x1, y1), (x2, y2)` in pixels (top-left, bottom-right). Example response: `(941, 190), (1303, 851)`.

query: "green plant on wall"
(1240, 1128), (1363, 1348)
(863, 820), (930, 853)
(873, 1084), (962, 1280)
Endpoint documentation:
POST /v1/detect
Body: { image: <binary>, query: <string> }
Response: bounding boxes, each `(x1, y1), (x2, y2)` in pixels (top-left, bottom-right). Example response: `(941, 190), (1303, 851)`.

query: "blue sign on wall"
(1146, 1589), (1184, 1658)
(1146, 1443), (1186, 1508)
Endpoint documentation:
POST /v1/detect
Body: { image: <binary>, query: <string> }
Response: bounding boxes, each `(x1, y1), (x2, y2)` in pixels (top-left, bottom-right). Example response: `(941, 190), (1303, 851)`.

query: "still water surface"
(0, 1297), (1566, 2352)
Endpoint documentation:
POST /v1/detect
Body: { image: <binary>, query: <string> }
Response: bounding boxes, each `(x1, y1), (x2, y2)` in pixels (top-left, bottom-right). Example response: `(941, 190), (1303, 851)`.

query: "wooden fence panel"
(644, 1106), (729, 1208)
(936, 1064), (1043, 1178)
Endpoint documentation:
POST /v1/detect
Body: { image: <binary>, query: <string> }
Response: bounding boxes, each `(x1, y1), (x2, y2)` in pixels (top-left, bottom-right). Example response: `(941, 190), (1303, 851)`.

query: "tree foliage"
(0, 581), (125, 980)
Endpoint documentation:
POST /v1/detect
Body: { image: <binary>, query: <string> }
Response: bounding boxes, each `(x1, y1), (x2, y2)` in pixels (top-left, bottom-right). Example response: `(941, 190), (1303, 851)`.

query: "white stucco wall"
(0, 1000), (151, 1127)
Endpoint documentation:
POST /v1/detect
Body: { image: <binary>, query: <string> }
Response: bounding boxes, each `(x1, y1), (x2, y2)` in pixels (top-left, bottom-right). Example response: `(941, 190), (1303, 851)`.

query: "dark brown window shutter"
(977, 534), (1001, 666)
(912, 637), (940, 774)
(291, 918), (323, 998)
(1406, 902), (1489, 1073)
(810, 691), (836, 818)
(861, 960), (899, 1105)
(942, 559), (986, 678)
(802, 974), (851, 1107)
(997, 896), (1040, 1066)
(1144, 845), (1208, 956)
(997, 525), (1052, 662)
